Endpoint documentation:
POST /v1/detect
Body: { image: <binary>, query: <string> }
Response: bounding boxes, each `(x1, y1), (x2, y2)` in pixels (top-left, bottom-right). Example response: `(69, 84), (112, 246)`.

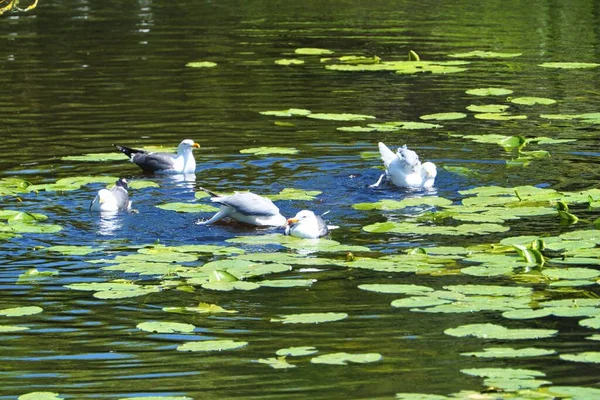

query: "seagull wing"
(212, 193), (280, 216)
(110, 186), (130, 210)
(130, 152), (177, 172)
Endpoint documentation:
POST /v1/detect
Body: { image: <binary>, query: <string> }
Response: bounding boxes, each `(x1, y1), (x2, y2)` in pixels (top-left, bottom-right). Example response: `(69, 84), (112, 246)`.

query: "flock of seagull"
(90, 139), (437, 239)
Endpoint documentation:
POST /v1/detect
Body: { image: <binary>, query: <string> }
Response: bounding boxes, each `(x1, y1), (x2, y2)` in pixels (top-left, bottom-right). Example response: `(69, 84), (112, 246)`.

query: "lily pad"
(419, 112), (467, 121)
(240, 147), (299, 155)
(295, 47), (334, 55)
(461, 347), (556, 358)
(307, 113), (376, 121)
(445, 323), (558, 339)
(163, 302), (237, 315)
(186, 61), (217, 68)
(275, 59), (304, 66)
(0, 325), (29, 333)
(18, 393), (64, 400)
(259, 108), (312, 117)
(310, 352), (382, 365)
(44, 245), (100, 256)
(559, 352), (600, 364)
(62, 152), (126, 162)
(0, 306), (43, 317)
(448, 50), (522, 58)
(466, 104), (510, 113)
(539, 62), (600, 69)
(358, 284), (434, 294)
(466, 88), (514, 96)
(271, 312), (348, 324)
(156, 202), (219, 213)
(257, 357), (296, 369)
(276, 346), (318, 357)
(547, 386), (600, 400)
(177, 339), (248, 352)
(267, 188), (322, 201)
(510, 97), (556, 105)
(136, 321), (195, 334)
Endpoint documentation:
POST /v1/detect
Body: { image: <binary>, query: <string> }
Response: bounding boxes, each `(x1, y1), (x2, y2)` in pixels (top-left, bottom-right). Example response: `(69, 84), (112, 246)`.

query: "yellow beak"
(192, 143), (200, 149)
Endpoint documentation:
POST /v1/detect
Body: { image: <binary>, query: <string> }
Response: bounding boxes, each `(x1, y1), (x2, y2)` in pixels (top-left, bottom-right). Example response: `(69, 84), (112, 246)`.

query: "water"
(1, 1), (600, 398)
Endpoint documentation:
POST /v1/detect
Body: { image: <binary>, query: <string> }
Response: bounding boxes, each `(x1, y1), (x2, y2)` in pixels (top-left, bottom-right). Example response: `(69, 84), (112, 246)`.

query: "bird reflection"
(95, 213), (123, 236)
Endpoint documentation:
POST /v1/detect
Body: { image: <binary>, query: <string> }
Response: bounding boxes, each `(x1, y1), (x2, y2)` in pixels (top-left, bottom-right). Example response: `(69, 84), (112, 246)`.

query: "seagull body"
(114, 139), (200, 174)
(198, 189), (287, 227)
(285, 210), (329, 239)
(90, 178), (131, 212)
(373, 142), (437, 189)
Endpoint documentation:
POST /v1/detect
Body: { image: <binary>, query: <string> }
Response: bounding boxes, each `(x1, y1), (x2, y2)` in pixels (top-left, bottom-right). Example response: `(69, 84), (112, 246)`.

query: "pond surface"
(1, 1), (600, 399)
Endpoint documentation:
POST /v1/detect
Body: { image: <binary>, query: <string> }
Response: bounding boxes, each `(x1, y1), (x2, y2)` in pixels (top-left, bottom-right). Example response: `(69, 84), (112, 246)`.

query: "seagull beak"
(287, 218), (299, 225)
(192, 143), (200, 149)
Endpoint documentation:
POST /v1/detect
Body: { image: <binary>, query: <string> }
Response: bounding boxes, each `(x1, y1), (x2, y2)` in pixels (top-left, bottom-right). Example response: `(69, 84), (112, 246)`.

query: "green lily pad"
(136, 321), (195, 334)
(201, 281), (261, 292)
(259, 279), (315, 288)
(326, 60), (469, 75)
(259, 108), (312, 117)
(358, 284), (434, 294)
(18, 393), (64, 400)
(163, 302), (238, 315)
(445, 323), (558, 339)
(395, 394), (449, 400)
(275, 58), (305, 66)
(44, 245), (100, 256)
(156, 202), (219, 213)
(65, 281), (161, 299)
(16, 268), (58, 284)
(62, 152), (126, 162)
(444, 284), (532, 297)
(353, 196), (453, 211)
(448, 50), (522, 58)
(461, 347), (556, 358)
(28, 176), (117, 192)
(547, 386), (600, 400)
(466, 104), (510, 113)
(366, 121), (442, 130)
(0, 325), (29, 333)
(579, 317), (600, 329)
(539, 62), (600, 69)
(363, 221), (509, 236)
(307, 112), (376, 121)
(295, 47), (334, 55)
(542, 267), (600, 280)
(276, 346), (318, 357)
(419, 112), (467, 121)
(461, 367), (545, 379)
(257, 356), (296, 369)
(310, 352), (382, 365)
(466, 88), (514, 96)
(501, 309), (553, 320)
(240, 147), (299, 155)
(560, 352), (600, 364)
(391, 297), (452, 308)
(271, 312), (348, 324)
(186, 61), (217, 68)
(177, 339), (248, 352)
(510, 97), (556, 105)
(473, 112), (527, 120)
(0, 306), (43, 317)
(267, 188), (322, 201)
(0, 178), (31, 196)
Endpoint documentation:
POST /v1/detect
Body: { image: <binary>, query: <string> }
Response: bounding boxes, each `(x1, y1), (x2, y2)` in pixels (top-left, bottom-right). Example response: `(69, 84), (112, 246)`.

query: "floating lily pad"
(0, 306), (43, 317)
(267, 188), (322, 201)
(353, 196), (453, 211)
(136, 321), (195, 334)
(510, 97), (556, 105)
(466, 88), (514, 96)
(177, 339), (248, 352)
(363, 221), (509, 236)
(240, 146), (299, 155)
(461, 347), (556, 358)
(156, 202), (219, 213)
(0, 324), (29, 333)
(473, 112), (527, 121)
(461, 367), (545, 379)
(560, 352), (600, 364)
(44, 245), (100, 256)
(445, 323), (558, 339)
(395, 394), (449, 400)
(65, 281), (161, 299)
(18, 393), (64, 400)
(392, 297), (451, 308)
(547, 386), (600, 399)
(579, 317), (600, 329)
(466, 104), (510, 113)
(295, 47), (334, 55)
(271, 312), (348, 324)
(257, 357), (296, 369)
(186, 61), (217, 68)
(163, 302), (238, 315)
(448, 50), (522, 58)
(0, 178), (31, 196)
(307, 113), (376, 121)
(539, 62), (600, 69)
(276, 346), (318, 357)
(275, 59), (304, 66)
(326, 60), (469, 75)
(62, 152), (126, 162)
(358, 284), (434, 294)
(542, 267), (600, 280)
(419, 112), (467, 121)
(28, 176), (117, 192)
(311, 352), (382, 365)
(16, 268), (58, 284)
(259, 108), (312, 117)
(366, 121), (442, 130)
(259, 279), (315, 288)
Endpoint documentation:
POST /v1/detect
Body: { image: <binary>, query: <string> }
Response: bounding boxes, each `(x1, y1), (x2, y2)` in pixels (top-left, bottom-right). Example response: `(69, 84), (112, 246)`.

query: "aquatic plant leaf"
(295, 47), (334, 55)
(461, 367), (545, 379)
(444, 284), (532, 297)
(0, 324), (29, 332)
(257, 357), (296, 369)
(445, 323), (558, 339)
(271, 312), (348, 324)
(395, 394), (449, 400)
(18, 393), (64, 400)
(276, 346), (318, 357)
(587, 335), (600, 341)
(547, 386), (600, 400)
(0, 306), (43, 317)
(466, 104), (509, 113)
(483, 378), (552, 391)
(353, 196), (453, 211)
(542, 267), (600, 280)
(163, 302), (237, 315)
(119, 250), (199, 264)
(44, 245), (99, 256)
(474, 112), (527, 120)
(275, 58), (304, 65)
(156, 202), (219, 213)
(259, 108), (312, 117)
(363, 221), (509, 236)
(539, 62), (600, 69)
(0, 178), (31, 196)
(66, 281), (160, 299)
(267, 188), (322, 201)
(391, 297), (452, 308)
(28, 176), (117, 192)
(306, 113), (376, 121)
(145, 244), (244, 255)
(310, 352), (382, 365)
(460, 265), (514, 277)
(137, 321), (195, 334)
(579, 317), (600, 329)
(128, 180), (160, 189)
(461, 347), (556, 358)
(449, 50), (522, 58)
(358, 284), (434, 294)
(93, 286), (160, 299)
(177, 339), (248, 352)
(259, 279), (315, 288)
(367, 121), (442, 130)
(466, 88), (514, 96)
(186, 61), (217, 68)
(62, 152), (126, 162)
(419, 112), (467, 121)
(501, 309), (553, 320)
(201, 281), (260, 291)
(560, 352), (600, 364)
(337, 125), (377, 132)
(510, 97), (556, 105)
(240, 146), (299, 155)
(17, 268), (58, 284)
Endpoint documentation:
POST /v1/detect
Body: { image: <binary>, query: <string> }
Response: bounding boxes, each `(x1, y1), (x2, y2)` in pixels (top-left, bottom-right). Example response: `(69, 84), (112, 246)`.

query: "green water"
(1, 1), (600, 399)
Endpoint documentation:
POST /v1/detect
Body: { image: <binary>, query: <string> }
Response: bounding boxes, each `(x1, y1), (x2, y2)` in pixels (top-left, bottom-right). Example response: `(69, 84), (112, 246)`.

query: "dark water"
(1, 1), (600, 398)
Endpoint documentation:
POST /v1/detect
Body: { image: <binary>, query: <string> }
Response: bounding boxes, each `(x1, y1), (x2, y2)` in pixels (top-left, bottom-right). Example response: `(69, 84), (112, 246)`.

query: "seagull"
(90, 178), (131, 212)
(113, 139), (200, 174)
(197, 188), (287, 227)
(285, 210), (329, 239)
(371, 142), (437, 189)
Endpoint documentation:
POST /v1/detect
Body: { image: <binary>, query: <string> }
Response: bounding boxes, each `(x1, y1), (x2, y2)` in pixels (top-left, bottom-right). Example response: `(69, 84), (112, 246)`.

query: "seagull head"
(115, 178), (129, 190)
(287, 210), (317, 226)
(421, 161), (437, 188)
(178, 139), (201, 154)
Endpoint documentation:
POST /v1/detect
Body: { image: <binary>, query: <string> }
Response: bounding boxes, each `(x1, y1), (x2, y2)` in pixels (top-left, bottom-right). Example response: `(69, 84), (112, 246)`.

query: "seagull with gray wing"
(90, 178), (131, 212)
(371, 142), (437, 189)
(113, 139), (200, 174)
(285, 210), (329, 239)
(197, 188), (287, 227)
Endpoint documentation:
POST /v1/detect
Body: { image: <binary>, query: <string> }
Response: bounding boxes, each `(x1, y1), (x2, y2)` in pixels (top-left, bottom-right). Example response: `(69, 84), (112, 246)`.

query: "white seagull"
(197, 188), (287, 227)
(371, 142), (437, 189)
(90, 178), (132, 212)
(285, 210), (329, 239)
(114, 139), (200, 174)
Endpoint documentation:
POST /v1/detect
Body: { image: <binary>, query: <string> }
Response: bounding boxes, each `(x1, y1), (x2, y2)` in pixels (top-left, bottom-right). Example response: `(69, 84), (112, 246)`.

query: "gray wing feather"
(110, 186), (130, 209)
(212, 193), (279, 216)
(316, 215), (329, 236)
(131, 152), (176, 172)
